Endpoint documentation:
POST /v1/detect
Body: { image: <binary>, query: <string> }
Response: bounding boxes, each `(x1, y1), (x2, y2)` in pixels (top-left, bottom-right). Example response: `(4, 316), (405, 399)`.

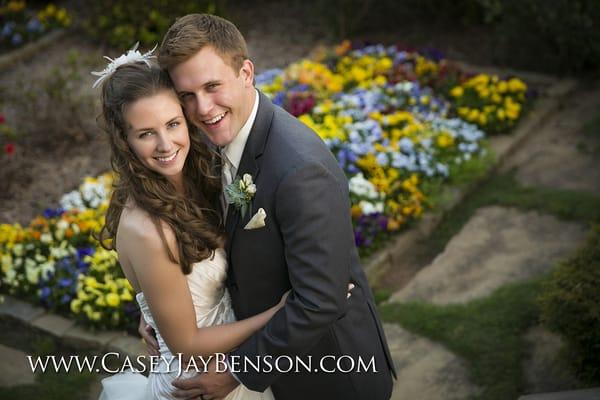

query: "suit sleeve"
(230, 161), (352, 390)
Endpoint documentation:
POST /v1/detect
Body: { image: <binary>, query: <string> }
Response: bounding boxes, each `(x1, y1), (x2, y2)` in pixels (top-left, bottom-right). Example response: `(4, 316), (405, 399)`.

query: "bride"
(93, 48), (285, 399)
(92, 44), (355, 400)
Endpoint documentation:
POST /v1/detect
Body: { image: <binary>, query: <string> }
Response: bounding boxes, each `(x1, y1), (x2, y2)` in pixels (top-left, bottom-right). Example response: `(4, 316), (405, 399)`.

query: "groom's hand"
(172, 357), (239, 400)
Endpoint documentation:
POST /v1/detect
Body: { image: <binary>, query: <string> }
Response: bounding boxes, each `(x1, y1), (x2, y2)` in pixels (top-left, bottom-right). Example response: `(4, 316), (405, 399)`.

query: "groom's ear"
(240, 59), (254, 87)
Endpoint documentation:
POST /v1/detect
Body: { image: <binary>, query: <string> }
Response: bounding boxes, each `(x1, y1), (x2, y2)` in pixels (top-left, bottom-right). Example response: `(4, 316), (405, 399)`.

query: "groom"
(150, 13), (395, 399)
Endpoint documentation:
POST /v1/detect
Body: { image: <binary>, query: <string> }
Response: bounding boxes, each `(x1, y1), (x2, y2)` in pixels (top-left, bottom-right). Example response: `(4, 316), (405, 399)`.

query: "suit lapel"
(225, 91), (275, 258)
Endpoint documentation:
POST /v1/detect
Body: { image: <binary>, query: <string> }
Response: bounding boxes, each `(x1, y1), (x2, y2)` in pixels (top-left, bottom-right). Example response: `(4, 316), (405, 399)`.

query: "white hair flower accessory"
(91, 42), (157, 88)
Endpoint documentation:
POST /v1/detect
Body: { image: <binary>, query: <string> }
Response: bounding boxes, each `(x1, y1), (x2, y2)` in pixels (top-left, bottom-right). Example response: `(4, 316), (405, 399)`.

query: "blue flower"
(40, 287), (51, 300)
(26, 18), (44, 33)
(1, 22), (15, 38)
(77, 247), (95, 259)
(58, 278), (73, 288)
(11, 33), (23, 46)
(60, 294), (71, 304)
(43, 208), (65, 218)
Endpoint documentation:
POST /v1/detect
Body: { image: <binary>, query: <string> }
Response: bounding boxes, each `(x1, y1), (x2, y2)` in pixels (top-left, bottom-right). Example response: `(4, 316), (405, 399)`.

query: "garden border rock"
(0, 295), (145, 359)
(364, 72), (578, 285)
(0, 29), (68, 72)
(0, 64), (578, 357)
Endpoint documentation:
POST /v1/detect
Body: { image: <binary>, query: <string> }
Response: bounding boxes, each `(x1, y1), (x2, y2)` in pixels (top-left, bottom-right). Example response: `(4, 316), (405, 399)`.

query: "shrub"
(479, 0), (600, 74)
(538, 225), (600, 383)
(81, 0), (222, 49)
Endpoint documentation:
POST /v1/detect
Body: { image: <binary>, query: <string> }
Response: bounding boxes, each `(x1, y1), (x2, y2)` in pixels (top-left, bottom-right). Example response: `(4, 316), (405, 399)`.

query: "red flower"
(4, 143), (16, 155)
(0, 114), (5, 124)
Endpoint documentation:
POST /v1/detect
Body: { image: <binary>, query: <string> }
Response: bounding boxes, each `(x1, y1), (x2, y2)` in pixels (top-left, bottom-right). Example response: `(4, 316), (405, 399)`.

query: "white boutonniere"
(224, 173), (256, 218)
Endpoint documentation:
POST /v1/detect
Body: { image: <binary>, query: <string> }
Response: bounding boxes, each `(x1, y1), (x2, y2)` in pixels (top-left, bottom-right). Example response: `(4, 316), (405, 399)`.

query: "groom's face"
(169, 46), (254, 147)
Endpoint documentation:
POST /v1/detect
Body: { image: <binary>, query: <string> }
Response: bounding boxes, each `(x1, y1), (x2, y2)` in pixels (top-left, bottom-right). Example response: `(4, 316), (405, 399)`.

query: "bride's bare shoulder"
(117, 203), (177, 255)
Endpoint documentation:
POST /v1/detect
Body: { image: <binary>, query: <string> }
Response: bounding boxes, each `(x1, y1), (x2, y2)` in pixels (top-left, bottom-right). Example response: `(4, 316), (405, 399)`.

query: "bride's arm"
(120, 214), (283, 360)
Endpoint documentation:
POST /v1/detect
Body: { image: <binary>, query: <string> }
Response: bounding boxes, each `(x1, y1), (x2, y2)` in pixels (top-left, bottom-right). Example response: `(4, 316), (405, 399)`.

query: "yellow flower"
(120, 289), (133, 302)
(70, 299), (82, 313)
(478, 113), (488, 125)
(387, 219), (401, 231)
(106, 293), (120, 307)
(450, 86), (464, 97)
(436, 133), (455, 148)
(508, 78), (526, 92)
(497, 81), (508, 94)
(457, 107), (469, 117)
(84, 276), (100, 289)
(95, 296), (106, 307)
(351, 205), (362, 219)
(497, 108), (506, 121)
(374, 75), (387, 86)
(467, 109), (480, 122)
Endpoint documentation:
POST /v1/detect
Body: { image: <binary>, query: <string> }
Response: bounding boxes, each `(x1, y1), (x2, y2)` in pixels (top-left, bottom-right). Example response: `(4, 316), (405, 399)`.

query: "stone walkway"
(385, 85), (600, 399)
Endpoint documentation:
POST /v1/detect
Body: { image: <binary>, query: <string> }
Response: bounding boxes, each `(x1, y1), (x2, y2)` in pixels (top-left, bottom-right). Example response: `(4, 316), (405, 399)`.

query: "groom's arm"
(230, 160), (352, 391)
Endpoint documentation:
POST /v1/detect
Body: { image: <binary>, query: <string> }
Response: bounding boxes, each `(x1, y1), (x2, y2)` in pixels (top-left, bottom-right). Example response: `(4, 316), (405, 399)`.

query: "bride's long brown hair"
(97, 62), (223, 274)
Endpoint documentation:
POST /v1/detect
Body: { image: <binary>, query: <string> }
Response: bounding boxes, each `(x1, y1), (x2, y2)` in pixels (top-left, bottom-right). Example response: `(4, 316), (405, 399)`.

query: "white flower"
(242, 174), (253, 187)
(13, 243), (23, 257)
(40, 233), (53, 244)
(39, 262), (55, 281)
(358, 200), (384, 215)
(56, 219), (69, 230)
(1, 254), (12, 271)
(4, 269), (16, 285)
(25, 264), (40, 284)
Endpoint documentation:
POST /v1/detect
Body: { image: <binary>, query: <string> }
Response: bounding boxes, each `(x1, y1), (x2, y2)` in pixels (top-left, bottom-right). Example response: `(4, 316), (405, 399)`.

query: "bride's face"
(124, 90), (190, 183)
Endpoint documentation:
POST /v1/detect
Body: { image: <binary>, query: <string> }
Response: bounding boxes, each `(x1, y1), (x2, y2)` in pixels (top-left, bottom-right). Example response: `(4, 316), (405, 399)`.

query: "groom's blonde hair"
(158, 14), (248, 74)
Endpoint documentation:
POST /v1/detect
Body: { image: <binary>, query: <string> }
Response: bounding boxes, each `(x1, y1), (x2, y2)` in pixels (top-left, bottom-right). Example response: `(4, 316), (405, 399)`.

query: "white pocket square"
(244, 208), (266, 230)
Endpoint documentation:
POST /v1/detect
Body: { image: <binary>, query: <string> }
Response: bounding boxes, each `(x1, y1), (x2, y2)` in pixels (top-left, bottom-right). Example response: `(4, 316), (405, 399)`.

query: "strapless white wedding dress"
(99, 248), (274, 400)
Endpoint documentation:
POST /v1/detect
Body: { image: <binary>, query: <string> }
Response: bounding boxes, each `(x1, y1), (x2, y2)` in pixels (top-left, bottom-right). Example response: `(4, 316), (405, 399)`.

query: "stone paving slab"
(63, 326), (121, 351)
(390, 206), (587, 304)
(108, 334), (147, 360)
(518, 388), (600, 400)
(502, 87), (600, 196)
(0, 343), (36, 387)
(0, 296), (45, 323)
(383, 323), (480, 400)
(31, 314), (76, 337)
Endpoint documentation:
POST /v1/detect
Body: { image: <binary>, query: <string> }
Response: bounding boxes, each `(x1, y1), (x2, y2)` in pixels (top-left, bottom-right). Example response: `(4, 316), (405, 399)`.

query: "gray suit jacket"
(225, 91), (395, 400)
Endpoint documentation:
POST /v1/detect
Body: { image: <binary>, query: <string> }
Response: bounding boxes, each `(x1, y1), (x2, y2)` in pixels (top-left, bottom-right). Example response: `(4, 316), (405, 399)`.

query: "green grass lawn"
(380, 279), (543, 400)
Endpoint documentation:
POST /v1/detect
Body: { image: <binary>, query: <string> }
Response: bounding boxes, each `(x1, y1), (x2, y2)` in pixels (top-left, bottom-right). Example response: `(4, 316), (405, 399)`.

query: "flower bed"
(0, 42), (530, 330)
(0, 1), (70, 53)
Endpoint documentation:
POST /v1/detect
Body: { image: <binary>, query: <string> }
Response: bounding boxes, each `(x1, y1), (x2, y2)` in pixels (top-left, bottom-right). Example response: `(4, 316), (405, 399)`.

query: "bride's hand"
(278, 283), (355, 308)
(278, 290), (291, 308)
